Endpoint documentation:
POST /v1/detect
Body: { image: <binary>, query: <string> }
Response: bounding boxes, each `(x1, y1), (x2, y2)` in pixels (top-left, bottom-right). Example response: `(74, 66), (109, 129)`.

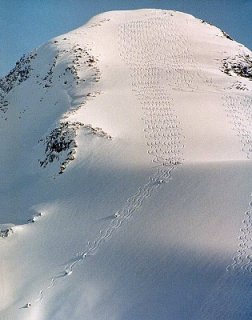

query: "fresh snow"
(0, 9), (252, 320)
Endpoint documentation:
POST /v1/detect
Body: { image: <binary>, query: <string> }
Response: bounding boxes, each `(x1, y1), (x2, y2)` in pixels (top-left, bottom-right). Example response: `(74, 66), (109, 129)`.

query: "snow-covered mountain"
(1, 9), (252, 320)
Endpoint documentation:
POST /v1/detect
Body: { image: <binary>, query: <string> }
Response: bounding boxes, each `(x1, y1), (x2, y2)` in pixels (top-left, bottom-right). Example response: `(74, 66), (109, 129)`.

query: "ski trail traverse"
(27, 166), (177, 308)
(196, 73), (252, 318)
(195, 196), (252, 319)
(223, 95), (252, 160)
(223, 93), (252, 272)
(226, 194), (252, 273)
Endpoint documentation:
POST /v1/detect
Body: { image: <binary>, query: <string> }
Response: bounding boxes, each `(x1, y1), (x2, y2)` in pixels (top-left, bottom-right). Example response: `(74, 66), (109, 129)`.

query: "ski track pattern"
(225, 94), (252, 273)
(223, 95), (252, 160)
(26, 14), (187, 308)
(197, 64), (252, 319)
(226, 198), (252, 273)
(193, 66), (252, 317)
(221, 52), (252, 272)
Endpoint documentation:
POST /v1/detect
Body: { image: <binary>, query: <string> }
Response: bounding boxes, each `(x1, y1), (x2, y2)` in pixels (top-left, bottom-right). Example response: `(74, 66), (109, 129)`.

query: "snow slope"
(1, 9), (252, 320)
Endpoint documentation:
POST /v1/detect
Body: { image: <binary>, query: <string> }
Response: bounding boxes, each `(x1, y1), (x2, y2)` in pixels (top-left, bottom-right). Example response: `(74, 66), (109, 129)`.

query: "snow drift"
(0, 9), (252, 320)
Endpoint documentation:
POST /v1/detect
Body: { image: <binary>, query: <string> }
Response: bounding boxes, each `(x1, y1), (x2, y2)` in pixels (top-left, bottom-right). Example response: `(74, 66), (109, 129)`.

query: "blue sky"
(1, 0), (252, 76)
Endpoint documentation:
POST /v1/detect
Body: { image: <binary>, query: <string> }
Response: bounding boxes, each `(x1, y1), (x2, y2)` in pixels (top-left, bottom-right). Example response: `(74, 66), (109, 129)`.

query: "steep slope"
(0, 9), (252, 320)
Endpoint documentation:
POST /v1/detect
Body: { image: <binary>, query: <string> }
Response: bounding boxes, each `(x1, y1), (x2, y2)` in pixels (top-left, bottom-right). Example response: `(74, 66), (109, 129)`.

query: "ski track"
(223, 95), (252, 160)
(226, 198), (252, 273)
(220, 61), (252, 272)
(195, 55), (252, 319)
(224, 94), (252, 273)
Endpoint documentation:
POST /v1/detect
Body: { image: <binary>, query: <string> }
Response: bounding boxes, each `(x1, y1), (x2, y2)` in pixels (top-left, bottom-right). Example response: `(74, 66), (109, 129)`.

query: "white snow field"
(1, 9), (252, 320)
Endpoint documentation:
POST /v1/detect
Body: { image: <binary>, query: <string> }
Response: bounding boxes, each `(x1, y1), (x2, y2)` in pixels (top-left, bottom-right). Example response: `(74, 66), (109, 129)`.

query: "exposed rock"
(0, 227), (14, 238)
(0, 52), (36, 94)
(222, 54), (252, 79)
(39, 121), (83, 173)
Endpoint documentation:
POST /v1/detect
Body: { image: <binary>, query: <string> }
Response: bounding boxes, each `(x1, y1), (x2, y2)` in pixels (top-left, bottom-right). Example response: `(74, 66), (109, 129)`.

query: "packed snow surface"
(1, 9), (252, 320)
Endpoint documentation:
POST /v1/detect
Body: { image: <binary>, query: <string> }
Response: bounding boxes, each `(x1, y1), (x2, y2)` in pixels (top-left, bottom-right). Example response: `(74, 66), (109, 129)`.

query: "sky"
(1, 0), (252, 77)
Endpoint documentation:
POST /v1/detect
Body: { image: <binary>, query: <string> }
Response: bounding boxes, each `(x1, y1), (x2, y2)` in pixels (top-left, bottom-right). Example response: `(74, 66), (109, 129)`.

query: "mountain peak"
(1, 10), (252, 320)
